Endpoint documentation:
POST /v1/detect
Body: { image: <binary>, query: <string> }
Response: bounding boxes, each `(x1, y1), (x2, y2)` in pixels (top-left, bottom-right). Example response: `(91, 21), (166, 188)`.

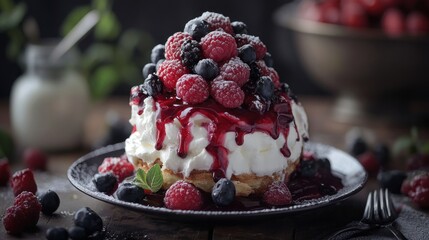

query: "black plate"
(67, 142), (367, 221)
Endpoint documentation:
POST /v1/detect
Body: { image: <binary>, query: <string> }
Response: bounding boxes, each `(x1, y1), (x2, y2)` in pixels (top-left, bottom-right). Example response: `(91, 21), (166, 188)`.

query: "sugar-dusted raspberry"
(24, 148), (48, 171)
(235, 34), (267, 60)
(200, 12), (233, 34)
(14, 191), (41, 227)
(220, 57), (250, 87)
(164, 180), (203, 210)
(211, 80), (245, 108)
(157, 59), (190, 91)
(201, 31), (237, 63)
(263, 181), (292, 206)
(2, 205), (26, 234)
(0, 158), (11, 186)
(165, 32), (192, 60)
(98, 157), (134, 182)
(176, 74), (209, 104)
(10, 168), (37, 196)
(407, 172), (429, 208)
(255, 60), (280, 88)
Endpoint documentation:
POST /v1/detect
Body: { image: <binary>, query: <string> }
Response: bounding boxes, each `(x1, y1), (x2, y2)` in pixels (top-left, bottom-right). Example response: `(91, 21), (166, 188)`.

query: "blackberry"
(263, 52), (274, 67)
(74, 207), (103, 235)
(238, 44), (256, 64)
(38, 190), (60, 215)
(231, 21), (248, 34)
(211, 178), (236, 206)
(249, 62), (261, 83)
(181, 39), (201, 69)
(116, 182), (145, 203)
(142, 74), (163, 96)
(256, 76), (275, 100)
(46, 227), (68, 240)
(68, 226), (87, 240)
(92, 172), (117, 194)
(142, 63), (156, 79)
(243, 94), (269, 114)
(378, 170), (407, 194)
(194, 59), (219, 80)
(184, 18), (209, 41)
(151, 44), (165, 64)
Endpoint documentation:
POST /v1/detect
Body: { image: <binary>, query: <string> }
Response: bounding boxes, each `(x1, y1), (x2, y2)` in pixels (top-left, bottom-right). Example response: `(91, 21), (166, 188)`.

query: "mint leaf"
(146, 164), (163, 193)
(133, 168), (150, 190)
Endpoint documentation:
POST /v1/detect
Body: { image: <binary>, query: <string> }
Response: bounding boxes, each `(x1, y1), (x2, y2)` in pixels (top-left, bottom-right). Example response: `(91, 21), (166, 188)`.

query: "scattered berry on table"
(358, 152), (380, 175)
(200, 12), (233, 34)
(68, 226), (87, 240)
(150, 44), (165, 64)
(406, 172), (429, 208)
(349, 137), (368, 157)
(157, 59), (190, 91)
(73, 207), (103, 235)
(98, 157), (134, 182)
(23, 148), (47, 171)
(88, 231), (105, 240)
(92, 172), (118, 194)
(2, 205), (26, 234)
(263, 52), (274, 68)
(238, 44), (256, 64)
(164, 180), (203, 210)
(184, 18), (209, 41)
(201, 31), (237, 62)
(193, 59), (219, 80)
(219, 57), (250, 87)
(38, 190), (60, 215)
(231, 21), (248, 34)
(46, 227), (69, 240)
(176, 74), (209, 104)
(165, 32), (192, 60)
(180, 39), (202, 69)
(256, 76), (275, 100)
(116, 182), (145, 203)
(0, 158), (11, 186)
(235, 34), (267, 59)
(10, 168), (37, 196)
(211, 178), (236, 206)
(142, 74), (163, 96)
(13, 191), (41, 228)
(407, 154), (429, 171)
(210, 80), (245, 108)
(263, 181), (292, 206)
(378, 170), (407, 194)
(142, 63), (156, 79)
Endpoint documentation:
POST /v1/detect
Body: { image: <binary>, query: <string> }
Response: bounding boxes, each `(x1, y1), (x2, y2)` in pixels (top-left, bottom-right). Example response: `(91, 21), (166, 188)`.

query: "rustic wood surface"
(0, 97), (428, 240)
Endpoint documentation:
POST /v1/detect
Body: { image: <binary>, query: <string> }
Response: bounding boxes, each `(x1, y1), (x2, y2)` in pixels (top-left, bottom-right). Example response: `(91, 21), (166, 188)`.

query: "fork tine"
(362, 192), (373, 223)
(379, 189), (390, 222)
(373, 190), (381, 222)
(385, 189), (398, 219)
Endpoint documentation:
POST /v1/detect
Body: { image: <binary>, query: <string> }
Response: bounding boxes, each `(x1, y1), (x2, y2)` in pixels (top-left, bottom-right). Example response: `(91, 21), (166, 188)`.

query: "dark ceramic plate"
(67, 142), (367, 221)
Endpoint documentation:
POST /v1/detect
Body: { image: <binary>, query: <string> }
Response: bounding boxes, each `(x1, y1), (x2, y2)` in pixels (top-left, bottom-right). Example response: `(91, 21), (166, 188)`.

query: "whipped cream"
(125, 97), (309, 179)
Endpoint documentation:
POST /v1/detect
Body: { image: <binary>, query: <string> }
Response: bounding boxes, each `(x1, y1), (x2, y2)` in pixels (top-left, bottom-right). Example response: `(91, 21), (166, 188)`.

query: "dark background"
(0, 0), (327, 100)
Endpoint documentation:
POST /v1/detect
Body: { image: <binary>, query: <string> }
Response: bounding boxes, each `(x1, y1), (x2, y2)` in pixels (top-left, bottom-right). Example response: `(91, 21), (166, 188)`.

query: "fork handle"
(326, 224), (372, 240)
(385, 225), (408, 240)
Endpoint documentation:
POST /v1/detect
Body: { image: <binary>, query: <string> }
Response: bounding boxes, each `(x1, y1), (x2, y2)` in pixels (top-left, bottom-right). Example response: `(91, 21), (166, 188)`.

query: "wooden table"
(0, 97), (428, 239)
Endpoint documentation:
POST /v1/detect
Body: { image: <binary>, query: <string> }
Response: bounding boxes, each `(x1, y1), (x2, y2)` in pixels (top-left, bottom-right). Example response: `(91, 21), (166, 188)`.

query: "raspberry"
(235, 34), (267, 60)
(263, 181), (292, 206)
(201, 31), (237, 63)
(165, 32), (192, 60)
(180, 39), (202, 69)
(14, 191), (41, 227)
(98, 157), (134, 182)
(407, 172), (429, 208)
(255, 60), (280, 88)
(358, 152), (380, 176)
(164, 180), (203, 210)
(157, 59), (189, 91)
(200, 12), (233, 34)
(211, 80), (245, 108)
(23, 148), (48, 171)
(220, 57), (250, 87)
(406, 12), (429, 35)
(10, 168), (37, 196)
(2, 205), (26, 234)
(176, 74), (209, 104)
(0, 159), (11, 186)
(382, 8), (405, 36)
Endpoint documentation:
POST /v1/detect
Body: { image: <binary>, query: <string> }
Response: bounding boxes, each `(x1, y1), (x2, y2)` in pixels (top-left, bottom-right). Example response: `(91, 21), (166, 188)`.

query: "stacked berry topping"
(135, 12), (289, 112)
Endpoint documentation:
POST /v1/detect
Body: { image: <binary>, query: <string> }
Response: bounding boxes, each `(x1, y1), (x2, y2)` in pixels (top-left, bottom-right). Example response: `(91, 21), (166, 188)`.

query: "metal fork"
(327, 189), (407, 240)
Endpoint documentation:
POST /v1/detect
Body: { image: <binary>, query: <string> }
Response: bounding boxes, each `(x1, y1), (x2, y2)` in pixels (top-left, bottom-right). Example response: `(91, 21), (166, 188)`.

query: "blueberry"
(142, 63), (156, 79)
(238, 44), (256, 64)
(378, 170), (407, 194)
(184, 18), (209, 41)
(74, 207), (103, 235)
(374, 144), (390, 166)
(231, 21), (248, 34)
(156, 59), (165, 71)
(180, 39), (201, 69)
(116, 182), (145, 203)
(263, 52), (274, 68)
(38, 190), (60, 215)
(212, 178), (236, 206)
(68, 226), (87, 240)
(46, 227), (68, 240)
(150, 44), (165, 64)
(350, 137), (367, 157)
(142, 74), (163, 96)
(300, 159), (317, 177)
(92, 172), (117, 193)
(256, 76), (275, 100)
(194, 59), (219, 80)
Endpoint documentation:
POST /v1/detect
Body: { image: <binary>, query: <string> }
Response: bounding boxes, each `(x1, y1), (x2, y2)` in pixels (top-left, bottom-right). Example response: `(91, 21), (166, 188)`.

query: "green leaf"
(0, 3), (26, 31)
(89, 65), (119, 99)
(146, 164), (163, 192)
(0, 128), (14, 159)
(94, 11), (120, 40)
(392, 137), (413, 157)
(93, 0), (109, 11)
(82, 43), (115, 71)
(421, 142), (429, 155)
(61, 6), (91, 36)
(133, 168), (150, 189)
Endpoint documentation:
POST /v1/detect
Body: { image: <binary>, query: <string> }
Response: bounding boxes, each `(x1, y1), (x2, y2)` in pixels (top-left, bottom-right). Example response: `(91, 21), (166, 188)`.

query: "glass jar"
(10, 41), (90, 151)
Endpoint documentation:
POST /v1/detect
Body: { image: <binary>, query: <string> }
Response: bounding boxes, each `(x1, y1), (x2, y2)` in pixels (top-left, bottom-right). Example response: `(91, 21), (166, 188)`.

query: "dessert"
(125, 12), (309, 197)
